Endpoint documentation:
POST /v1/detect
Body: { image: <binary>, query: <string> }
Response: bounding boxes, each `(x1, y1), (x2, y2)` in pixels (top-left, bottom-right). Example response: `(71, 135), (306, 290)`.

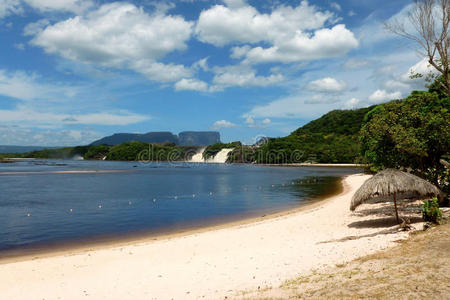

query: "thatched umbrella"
(350, 169), (441, 223)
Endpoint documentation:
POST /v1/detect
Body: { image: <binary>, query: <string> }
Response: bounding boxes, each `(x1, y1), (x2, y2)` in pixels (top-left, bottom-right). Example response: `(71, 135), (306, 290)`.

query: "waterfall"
(189, 148), (206, 163)
(207, 148), (233, 163)
(188, 148), (233, 163)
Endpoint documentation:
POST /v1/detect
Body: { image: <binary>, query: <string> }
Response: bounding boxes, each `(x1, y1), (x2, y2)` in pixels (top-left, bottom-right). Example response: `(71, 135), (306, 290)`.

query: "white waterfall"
(188, 148), (233, 163)
(189, 148), (206, 162)
(207, 148), (233, 163)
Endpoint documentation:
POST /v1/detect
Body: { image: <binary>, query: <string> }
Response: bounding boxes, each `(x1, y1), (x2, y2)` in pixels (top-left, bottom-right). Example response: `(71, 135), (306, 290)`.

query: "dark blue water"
(0, 160), (360, 254)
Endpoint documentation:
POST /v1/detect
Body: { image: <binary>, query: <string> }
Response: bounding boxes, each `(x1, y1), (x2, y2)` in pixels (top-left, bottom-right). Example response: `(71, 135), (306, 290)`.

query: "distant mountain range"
(90, 131), (221, 146)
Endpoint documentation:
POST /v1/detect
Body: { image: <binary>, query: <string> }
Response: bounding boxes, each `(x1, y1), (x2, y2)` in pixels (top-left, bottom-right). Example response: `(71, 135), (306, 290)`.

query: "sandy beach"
(0, 174), (422, 299)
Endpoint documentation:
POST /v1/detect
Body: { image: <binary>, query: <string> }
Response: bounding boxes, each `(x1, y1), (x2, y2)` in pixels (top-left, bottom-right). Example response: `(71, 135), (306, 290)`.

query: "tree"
(386, 0), (450, 96)
(360, 90), (450, 195)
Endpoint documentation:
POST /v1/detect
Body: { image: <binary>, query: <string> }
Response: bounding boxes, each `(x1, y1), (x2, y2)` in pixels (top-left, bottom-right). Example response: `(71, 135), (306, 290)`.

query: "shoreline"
(0, 174), (346, 264)
(263, 163), (366, 167)
(0, 173), (420, 300)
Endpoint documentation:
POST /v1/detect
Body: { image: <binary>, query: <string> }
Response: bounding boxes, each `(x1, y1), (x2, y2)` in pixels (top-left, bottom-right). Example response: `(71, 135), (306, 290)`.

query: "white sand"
(0, 174), (418, 299)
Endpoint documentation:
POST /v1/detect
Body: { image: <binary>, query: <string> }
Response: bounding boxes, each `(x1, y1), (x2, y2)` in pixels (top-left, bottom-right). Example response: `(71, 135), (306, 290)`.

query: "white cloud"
(130, 60), (192, 83)
(211, 119), (237, 129)
(13, 42), (25, 50)
(212, 65), (284, 89)
(345, 97), (359, 109)
(244, 92), (345, 119)
(330, 2), (341, 11)
(192, 57), (209, 72)
(175, 78), (208, 92)
(195, 1), (357, 64)
(0, 0), (21, 19)
(244, 115), (272, 128)
(243, 24), (358, 64)
(23, 18), (49, 36)
(0, 69), (78, 101)
(0, 126), (102, 146)
(262, 118), (271, 125)
(23, 0), (93, 14)
(245, 115), (254, 125)
(306, 77), (347, 93)
(342, 58), (370, 69)
(230, 45), (251, 59)
(0, 107), (150, 126)
(0, 0), (21, 17)
(401, 58), (439, 82)
(30, 3), (193, 83)
(304, 94), (340, 104)
(384, 80), (410, 91)
(196, 1), (334, 46)
(368, 89), (402, 104)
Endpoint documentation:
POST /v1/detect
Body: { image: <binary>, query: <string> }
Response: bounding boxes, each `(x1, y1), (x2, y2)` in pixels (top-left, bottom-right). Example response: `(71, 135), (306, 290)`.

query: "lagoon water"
(0, 160), (360, 254)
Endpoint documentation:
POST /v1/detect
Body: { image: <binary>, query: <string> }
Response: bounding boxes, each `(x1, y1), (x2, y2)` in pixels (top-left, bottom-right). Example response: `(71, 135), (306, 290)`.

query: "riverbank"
(264, 163), (366, 167)
(0, 174), (423, 299)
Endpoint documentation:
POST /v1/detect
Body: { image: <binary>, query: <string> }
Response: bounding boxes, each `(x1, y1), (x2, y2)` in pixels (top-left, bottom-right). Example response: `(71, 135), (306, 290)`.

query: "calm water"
(0, 160), (360, 254)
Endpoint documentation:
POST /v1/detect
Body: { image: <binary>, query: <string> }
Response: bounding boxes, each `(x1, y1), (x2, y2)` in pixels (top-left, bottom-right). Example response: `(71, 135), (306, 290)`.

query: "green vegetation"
(107, 141), (188, 161)
(253, 106), (376, 164)
(1, 142), (200, 162)
(360, 89), (450, 196)
(421, 197), (443, 223)
(84, 145), (111, 160)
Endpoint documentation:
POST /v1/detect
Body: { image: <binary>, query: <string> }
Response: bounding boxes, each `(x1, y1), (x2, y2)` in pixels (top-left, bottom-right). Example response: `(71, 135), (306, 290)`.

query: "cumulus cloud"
(212, 65), (284, 89)
(242, 25), (358, 64)
(345, 97), (359, 109)
(211, 119), (237, 129)
(130, 60), (192, 83)
(306, 77), (347, 93)
(0, 0), (22, 19)
(401, 58), (439, 82)
(195, 1), (357, 64)
(29, 3), (193, 83)
(175, 78), (208, 92)
(244, 115), (272, 128)
(196, 1), (334, 46)
(368, 89), (402, 103)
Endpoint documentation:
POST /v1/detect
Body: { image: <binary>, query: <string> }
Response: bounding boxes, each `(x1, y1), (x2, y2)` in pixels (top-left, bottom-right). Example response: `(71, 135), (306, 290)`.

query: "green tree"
(360, 91), (450, 194)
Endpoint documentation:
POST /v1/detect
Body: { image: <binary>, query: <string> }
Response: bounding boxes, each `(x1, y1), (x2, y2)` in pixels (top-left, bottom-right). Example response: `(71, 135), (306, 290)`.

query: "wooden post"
(393, 192), (400, 224)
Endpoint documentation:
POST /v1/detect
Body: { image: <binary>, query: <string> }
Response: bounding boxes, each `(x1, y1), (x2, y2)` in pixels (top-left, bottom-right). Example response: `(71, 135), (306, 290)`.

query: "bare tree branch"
(385, 0), (450, 97)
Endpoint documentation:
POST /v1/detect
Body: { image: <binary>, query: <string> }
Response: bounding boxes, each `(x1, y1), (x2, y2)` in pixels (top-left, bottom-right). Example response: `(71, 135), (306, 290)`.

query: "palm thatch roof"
(350, 169), (441, 211)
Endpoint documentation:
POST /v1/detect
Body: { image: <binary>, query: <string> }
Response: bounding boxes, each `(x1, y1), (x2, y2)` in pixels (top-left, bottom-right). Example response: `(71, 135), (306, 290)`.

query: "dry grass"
(241, 222), (450, 300)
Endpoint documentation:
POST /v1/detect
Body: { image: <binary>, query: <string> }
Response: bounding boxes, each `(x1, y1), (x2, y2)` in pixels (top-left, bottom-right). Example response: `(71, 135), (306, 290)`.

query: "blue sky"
(0, 0), (433, 146)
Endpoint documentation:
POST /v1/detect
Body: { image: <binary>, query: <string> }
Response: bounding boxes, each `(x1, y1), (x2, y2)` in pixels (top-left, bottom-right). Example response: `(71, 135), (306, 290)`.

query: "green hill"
(253, 106), (376, 164)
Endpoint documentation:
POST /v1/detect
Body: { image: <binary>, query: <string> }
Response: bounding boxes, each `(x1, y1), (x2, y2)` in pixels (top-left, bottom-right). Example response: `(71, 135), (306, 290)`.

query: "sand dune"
(0, 174), (420, 299)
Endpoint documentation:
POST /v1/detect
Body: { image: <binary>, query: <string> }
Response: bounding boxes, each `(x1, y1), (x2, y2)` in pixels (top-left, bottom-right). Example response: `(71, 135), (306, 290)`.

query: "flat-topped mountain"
(90, 131), (221, 146)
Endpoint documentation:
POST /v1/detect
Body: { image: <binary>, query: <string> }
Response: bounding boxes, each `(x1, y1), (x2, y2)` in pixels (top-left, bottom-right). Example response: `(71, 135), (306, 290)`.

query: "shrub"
(421, 197), (442, 223)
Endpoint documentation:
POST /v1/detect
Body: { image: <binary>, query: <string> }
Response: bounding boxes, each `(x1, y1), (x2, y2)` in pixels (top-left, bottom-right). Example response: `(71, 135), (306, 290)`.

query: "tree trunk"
(393, 192), (400, 224)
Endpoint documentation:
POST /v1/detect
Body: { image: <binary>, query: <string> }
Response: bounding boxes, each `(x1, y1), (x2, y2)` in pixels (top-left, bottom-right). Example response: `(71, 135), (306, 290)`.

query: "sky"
(0, 0), (435, 146)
